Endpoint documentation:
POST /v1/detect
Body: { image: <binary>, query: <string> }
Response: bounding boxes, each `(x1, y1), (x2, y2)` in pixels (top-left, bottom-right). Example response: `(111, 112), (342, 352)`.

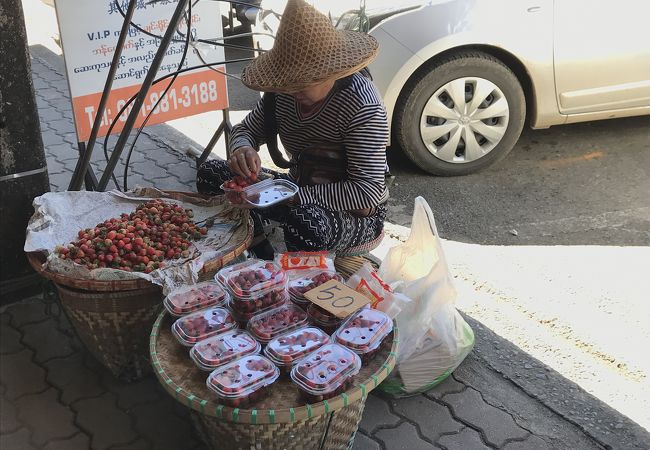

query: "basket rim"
(150, 309), (399, 424)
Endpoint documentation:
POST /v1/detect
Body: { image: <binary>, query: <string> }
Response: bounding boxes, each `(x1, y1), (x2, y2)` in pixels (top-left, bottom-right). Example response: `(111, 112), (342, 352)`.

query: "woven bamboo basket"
(26, 191), (253, 382)
(150, 311), (398, 450)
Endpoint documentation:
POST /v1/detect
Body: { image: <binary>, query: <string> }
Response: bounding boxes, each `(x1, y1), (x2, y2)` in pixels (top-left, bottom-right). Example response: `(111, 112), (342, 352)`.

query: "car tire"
(394, 51), (526, 176)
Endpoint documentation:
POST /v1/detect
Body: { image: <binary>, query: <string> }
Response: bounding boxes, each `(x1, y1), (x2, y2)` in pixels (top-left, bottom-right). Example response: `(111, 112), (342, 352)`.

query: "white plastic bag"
(378, 197), (474, 395)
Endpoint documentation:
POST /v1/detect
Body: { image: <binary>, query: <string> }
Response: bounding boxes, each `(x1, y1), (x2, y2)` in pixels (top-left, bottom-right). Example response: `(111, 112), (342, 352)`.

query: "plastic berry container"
(288, 270), (344, 307)
(307, 304), (342, 335)
(264, 327), (331, 375)
(290, 343), (361, 403)
(190, 329), (261, 371)
(220, 173), (272, 206)
(206, 355), (280, 407)
(223, 260), (287, 298)
(247, 303), (309, 344)
(171, 307), (237, 347)
(163, 282), (229, 317)
(230, 285), (289, 315)
(215, 259), (264, 289)
(229, 293), (289, 326)
(333, 309), (393, 364)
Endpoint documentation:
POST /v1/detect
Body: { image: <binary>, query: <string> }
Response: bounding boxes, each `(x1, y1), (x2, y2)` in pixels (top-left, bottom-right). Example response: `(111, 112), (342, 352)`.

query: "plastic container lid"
(247, 303), (309, 344)
(171, 307), (237, 347)
(243, 179), (299, 208)
(215, 259), (264, 288)
(264, 327), (331, 368)
(290, 343), (361, 397)
(190, 329), (261, 371)
(223, 260), (287, 298)
(333, 309), (393, 355)
(288, 270), (343, 304)
(229, 292), (289, 323)
(163, 282), (229, 317)
(206, 355), (279, 400)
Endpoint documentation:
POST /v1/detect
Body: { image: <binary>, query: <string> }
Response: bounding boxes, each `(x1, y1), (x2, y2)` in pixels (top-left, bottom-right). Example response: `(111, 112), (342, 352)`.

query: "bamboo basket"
(150, 311), (398, 449)
(26, 191), (253, 381)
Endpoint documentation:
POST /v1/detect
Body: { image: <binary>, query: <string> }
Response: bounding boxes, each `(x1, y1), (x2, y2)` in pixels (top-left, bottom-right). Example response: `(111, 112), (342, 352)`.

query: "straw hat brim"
(241, 31), (379, 93)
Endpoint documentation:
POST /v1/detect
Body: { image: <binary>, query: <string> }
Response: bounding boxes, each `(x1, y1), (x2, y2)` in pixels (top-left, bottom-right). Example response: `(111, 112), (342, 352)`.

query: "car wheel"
(394, 51), (526, 176)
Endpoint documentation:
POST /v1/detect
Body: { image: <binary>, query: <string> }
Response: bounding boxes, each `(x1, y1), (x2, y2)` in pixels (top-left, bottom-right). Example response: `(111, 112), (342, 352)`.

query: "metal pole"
(97, 0), (190, 191)
(68, 0), (137, 191)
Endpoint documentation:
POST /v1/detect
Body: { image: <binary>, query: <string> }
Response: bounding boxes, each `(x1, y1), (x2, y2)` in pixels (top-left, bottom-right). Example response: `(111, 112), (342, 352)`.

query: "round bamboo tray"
(150, 311), (398, 449)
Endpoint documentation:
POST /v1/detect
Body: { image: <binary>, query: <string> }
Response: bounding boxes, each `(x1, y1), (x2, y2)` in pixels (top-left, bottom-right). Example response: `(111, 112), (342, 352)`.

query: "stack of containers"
(247, 303), (309, 344)
(333, 309), (393, 363)
(264, 327), (331, 375)
(163, 281), (230, 317)
(290, 343), (361, 403)
(218, 259), (289, 325)
(287, 270), (344, 309)
(190, 329), (261, 371)
(171, 307), (237, 347)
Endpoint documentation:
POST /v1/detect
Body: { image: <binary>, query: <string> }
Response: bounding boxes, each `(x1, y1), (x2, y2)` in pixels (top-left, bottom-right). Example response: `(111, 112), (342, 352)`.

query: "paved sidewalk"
(1, 47), (648, 450)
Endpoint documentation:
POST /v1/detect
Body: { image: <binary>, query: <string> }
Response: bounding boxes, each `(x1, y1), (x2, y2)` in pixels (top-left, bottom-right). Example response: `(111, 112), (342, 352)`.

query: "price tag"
(304, 280), (370, 319)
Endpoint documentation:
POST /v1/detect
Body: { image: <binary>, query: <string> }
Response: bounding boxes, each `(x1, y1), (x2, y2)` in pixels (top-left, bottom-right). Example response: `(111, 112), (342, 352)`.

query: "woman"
(197, 0), (389, 257)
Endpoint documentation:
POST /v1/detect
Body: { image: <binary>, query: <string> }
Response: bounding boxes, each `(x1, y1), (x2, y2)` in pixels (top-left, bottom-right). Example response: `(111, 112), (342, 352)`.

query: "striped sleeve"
(298, 103), (389, 211)
(229, 98), (266, 152)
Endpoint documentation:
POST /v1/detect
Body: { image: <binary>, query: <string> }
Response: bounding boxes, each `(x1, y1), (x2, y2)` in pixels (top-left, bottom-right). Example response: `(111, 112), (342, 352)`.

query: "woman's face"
(292, 80), (335, 106)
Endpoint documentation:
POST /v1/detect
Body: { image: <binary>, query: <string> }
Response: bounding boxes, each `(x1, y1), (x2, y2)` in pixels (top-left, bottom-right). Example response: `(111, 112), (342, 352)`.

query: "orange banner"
(72, 68), (228, 142)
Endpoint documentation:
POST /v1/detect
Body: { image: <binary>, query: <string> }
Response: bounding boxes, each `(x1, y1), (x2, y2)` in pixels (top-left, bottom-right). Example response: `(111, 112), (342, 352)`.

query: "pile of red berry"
(247, 304), (308, 343)
(55, 199), (207, 273)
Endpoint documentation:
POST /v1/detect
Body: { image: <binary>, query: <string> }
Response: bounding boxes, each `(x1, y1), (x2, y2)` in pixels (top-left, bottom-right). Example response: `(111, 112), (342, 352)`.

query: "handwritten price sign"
(304, 280), (370, 319)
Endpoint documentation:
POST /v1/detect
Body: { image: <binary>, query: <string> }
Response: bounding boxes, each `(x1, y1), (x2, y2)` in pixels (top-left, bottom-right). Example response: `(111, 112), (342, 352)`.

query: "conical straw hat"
(241, 0), (379, 93)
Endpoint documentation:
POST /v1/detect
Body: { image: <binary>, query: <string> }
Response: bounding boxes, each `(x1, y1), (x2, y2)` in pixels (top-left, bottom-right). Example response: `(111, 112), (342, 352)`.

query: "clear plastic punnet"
(171, 307), (237, 347)
(215, 259), (264, 288)
(228, 293), (289, 325)
(243, 179), (299, 208)
(288, 270), (344, 306)
(290, 343), (361, 403)
(264, 327), (330, 375)
(333, 309), (393, 363)
(190, 329), (261, 371)
(222, 259), (287, 299)
(163, 282), (229, 317)
(307, 303), (342, 335)
(206, 355), (279, 407)
(246, 303), (309, 344)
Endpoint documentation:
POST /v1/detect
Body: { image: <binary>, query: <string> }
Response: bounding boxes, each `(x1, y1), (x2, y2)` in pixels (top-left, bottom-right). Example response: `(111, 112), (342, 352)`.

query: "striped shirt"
(229, 73), (389, 212)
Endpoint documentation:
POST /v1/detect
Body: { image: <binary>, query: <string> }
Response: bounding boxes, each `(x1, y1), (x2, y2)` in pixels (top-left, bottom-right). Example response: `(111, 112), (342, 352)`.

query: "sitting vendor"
(197, 0), (389, 258)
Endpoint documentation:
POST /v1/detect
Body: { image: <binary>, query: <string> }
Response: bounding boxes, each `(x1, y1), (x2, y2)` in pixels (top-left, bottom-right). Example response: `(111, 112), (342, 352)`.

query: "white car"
(254, 0), (650, 175)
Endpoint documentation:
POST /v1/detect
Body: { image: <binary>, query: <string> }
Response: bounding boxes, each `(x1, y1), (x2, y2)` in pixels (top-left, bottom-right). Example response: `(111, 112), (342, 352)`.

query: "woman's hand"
(228, 146), (261, 178)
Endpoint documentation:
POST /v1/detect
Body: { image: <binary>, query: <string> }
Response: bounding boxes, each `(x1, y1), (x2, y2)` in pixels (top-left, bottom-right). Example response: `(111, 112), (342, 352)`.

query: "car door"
(553, 0), (650, 114)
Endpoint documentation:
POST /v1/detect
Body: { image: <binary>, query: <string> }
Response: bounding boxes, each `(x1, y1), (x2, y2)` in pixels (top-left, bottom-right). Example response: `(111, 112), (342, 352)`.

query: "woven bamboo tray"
(150, 311), (398, 449)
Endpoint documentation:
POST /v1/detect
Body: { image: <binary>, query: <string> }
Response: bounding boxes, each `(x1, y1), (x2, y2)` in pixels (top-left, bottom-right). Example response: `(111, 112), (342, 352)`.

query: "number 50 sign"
(304, 280), (370, 319)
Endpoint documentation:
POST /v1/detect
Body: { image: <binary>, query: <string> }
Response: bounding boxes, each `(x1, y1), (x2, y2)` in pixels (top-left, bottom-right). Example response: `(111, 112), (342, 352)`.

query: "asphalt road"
(386, 115), (650, 246)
